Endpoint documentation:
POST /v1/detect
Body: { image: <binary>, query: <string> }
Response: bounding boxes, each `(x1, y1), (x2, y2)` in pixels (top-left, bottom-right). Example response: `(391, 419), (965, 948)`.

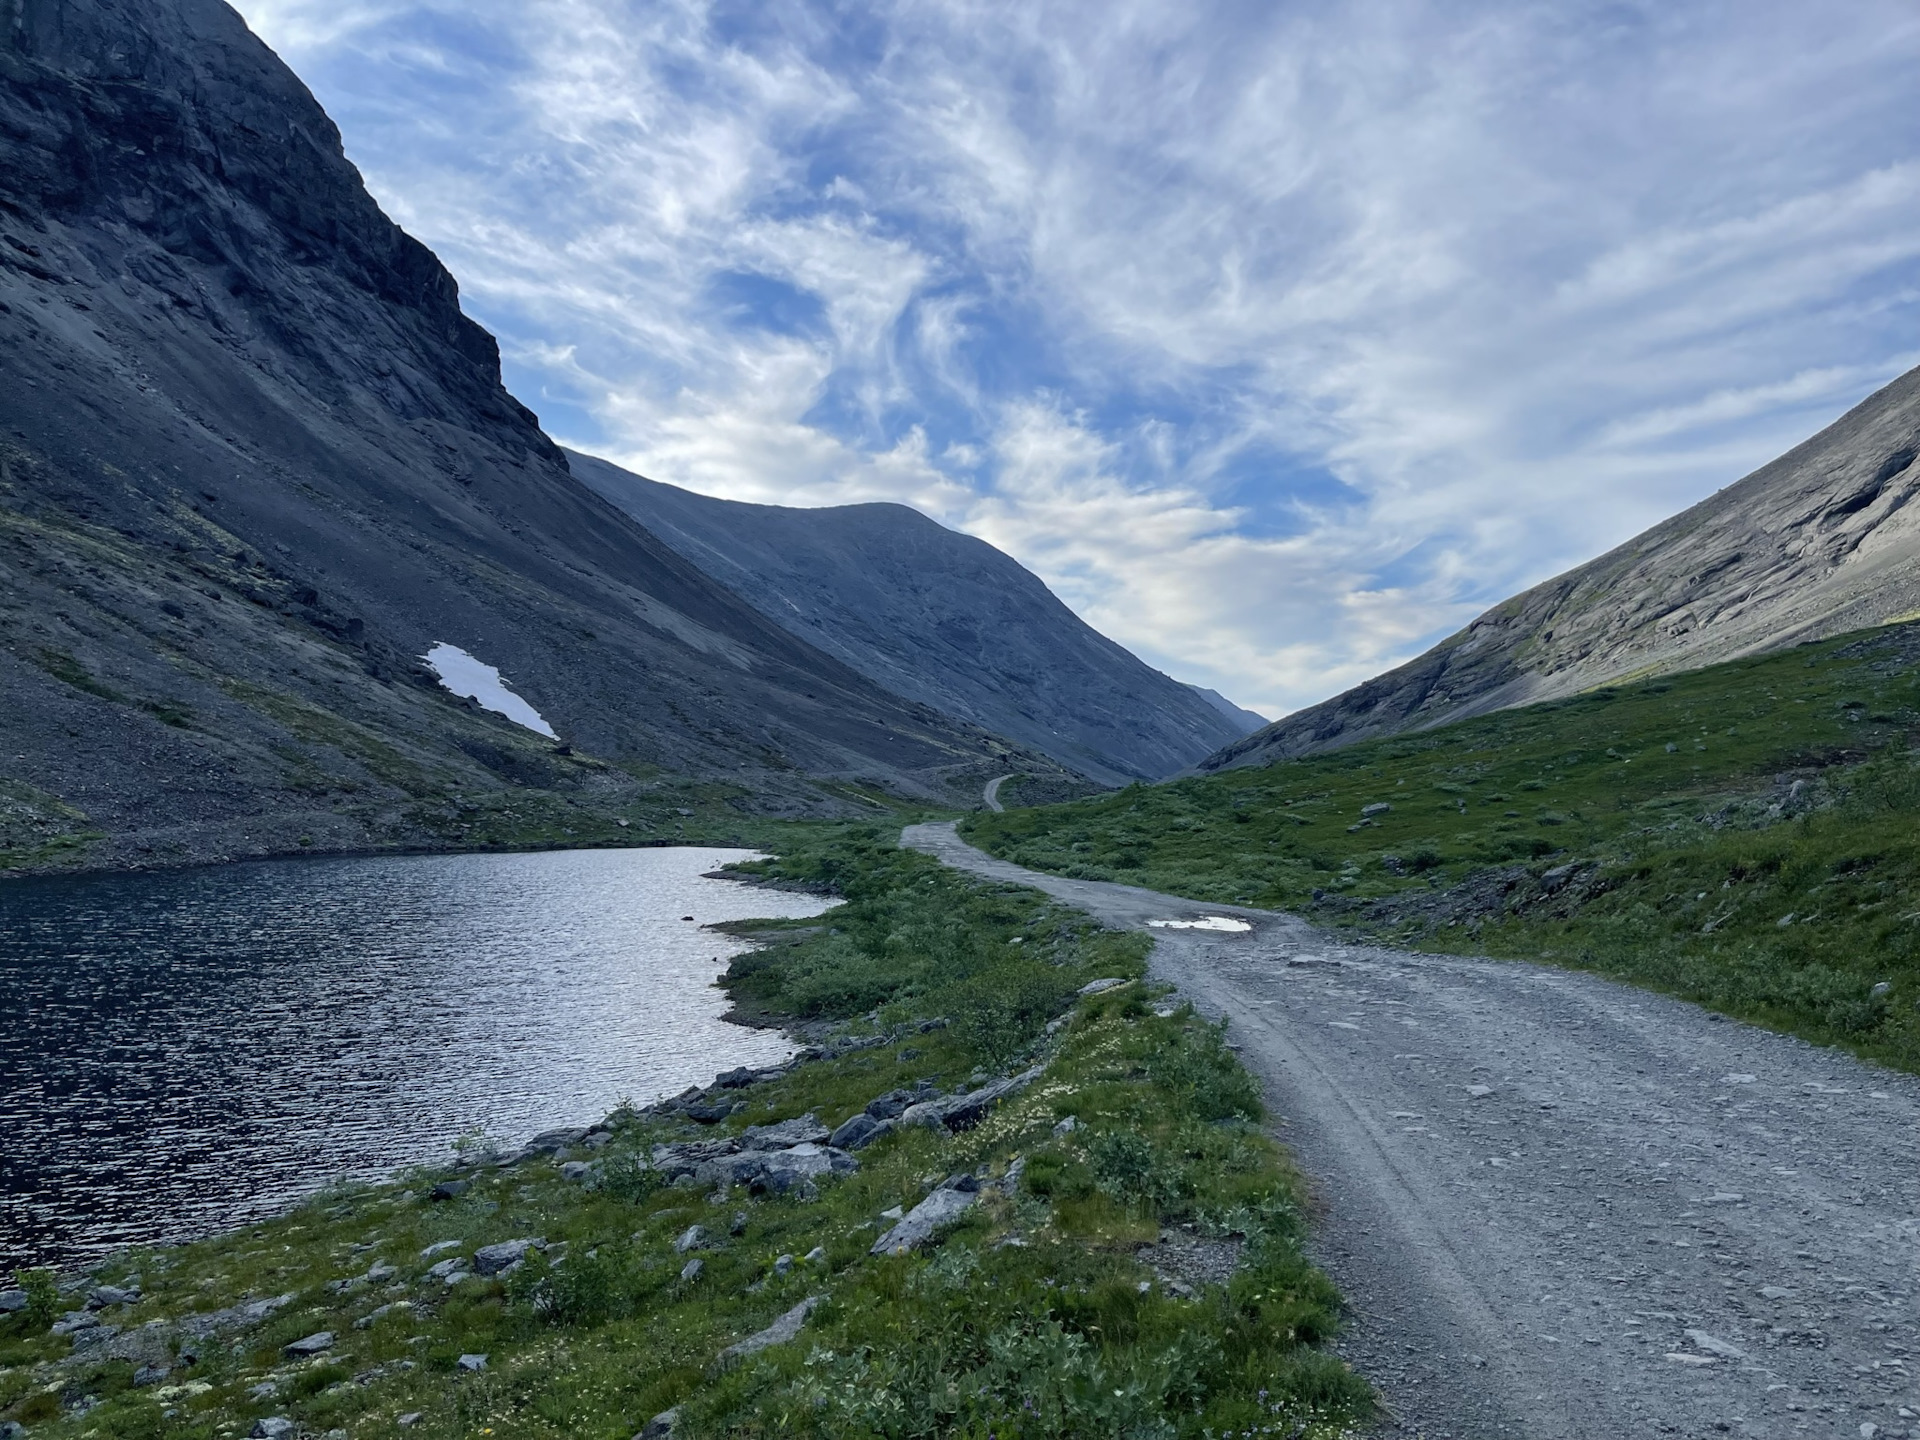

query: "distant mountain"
(1207, 364), (1920, 770)
(568, 454), (1250, 786)
(0, 0), (1073, 870)
(1185, 685), (1267, 735)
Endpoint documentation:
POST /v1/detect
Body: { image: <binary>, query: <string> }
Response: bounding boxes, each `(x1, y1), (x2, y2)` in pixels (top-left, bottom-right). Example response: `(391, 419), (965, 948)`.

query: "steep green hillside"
(966, 622), (1920, 1073)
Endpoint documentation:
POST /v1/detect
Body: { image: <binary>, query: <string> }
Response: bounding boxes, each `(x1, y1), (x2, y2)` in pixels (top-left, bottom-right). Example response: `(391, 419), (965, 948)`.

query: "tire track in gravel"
(903, 821), (1920, 1440)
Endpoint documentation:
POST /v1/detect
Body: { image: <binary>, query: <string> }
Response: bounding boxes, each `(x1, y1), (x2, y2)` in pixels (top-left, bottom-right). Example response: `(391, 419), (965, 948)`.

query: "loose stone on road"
(903, 821), (1920, 1440)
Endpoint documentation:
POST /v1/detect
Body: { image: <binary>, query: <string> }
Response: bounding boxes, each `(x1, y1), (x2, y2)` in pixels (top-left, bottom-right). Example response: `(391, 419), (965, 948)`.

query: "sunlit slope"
(966, 620), (1920, 1071)
(1209, 364), (1920, 769)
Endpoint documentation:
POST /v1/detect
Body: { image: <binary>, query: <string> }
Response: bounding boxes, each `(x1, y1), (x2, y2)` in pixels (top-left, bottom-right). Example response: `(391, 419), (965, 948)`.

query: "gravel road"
(904, 821), (1920, 1440)
(983, 774), (1013, 813)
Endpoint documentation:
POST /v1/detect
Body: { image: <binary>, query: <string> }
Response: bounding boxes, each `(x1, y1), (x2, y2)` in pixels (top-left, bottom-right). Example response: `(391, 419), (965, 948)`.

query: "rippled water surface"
(0, 848), (833, 1269)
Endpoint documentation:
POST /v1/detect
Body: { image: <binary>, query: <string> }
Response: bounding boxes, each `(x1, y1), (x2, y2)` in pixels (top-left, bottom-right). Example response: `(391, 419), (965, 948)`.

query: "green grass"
(964, 620), (1920, 1073)
(1, 828), (1368, 1440)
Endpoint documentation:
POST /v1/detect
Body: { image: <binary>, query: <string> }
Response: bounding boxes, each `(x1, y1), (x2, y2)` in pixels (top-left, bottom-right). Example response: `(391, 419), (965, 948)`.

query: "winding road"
(982, 774), (1013, 813)
(904, 821), (1920, 1440)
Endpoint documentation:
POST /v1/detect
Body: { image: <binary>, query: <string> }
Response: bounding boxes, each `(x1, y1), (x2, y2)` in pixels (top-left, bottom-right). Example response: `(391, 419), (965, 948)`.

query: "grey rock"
(1871, 981), (1893, 998)
(729, 1211), (749, 1236)
(456, 1353), (488, 1373)
(1053, 1115), (1079, 1136)
(247, 1383), (280, 1402)
(52, 1310), (100, 1334)
(251, 1419), (296, 1440)
(758, 1143), (857, 1194)
(864, 1089), (917, 1120)
(679, 1258), (703, 1282)
(740, 1115), (830, 1150)
(354, 1303), (402, 1330)
(715, 1296), (826, 1367)
(1078, 977), (1130, 996)
(426, 1259), (464, 1280)
(397, 1414), (423, 1428)
(1361, 802), (1393, 817)
(429, 1181), (470, 1202)
(636, 1405), (681, 1438)
(420, 1240), (462, 1259)
(132, 1363), (170, 1387)
(88, 1284), (139, 1308)
(773, 1255), (793, 1275)
(803, 1246), (826, 1263)
(673, 1226), (709, 1254)
(1, 1422), (25, 1440)
(829, 1113), (892, 1150)
(523, 1126), (587, 1154)
(283, 1331), (335, 1358)
(871, 1186), (980, 1256)
(0, 1288), (26, 1313)
(559, 1161), (598, 1183)
(365, 1263), (397, 1282)
(472, 1238), (542, 1275)
(903, 1066), (1043, 1132)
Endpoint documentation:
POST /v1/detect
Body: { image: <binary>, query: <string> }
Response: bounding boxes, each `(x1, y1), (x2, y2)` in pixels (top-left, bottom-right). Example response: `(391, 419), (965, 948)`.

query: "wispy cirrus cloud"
(235, 0), (1920, 717)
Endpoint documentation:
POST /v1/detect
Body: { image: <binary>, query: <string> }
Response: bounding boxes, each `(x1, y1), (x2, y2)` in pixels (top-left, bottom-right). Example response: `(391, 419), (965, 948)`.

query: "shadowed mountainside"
(1209, 364), (1920, 769)
(568, 451), (1253, 786)
(0, 0), (1075, 871)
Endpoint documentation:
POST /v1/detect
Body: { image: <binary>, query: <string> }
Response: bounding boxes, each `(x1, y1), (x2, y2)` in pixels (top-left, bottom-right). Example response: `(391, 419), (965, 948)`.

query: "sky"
(233, 0), (1920, 719)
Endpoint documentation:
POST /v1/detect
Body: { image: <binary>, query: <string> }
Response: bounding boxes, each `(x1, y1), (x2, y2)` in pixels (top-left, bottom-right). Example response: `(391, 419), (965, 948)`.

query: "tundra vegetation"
(1, 830), (1368, 1440)
(967, 620), (1920, 1074)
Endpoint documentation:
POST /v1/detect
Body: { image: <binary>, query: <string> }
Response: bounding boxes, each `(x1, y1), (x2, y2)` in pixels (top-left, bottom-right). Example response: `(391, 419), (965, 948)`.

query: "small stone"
(1078, 977), (1128, 996)
(1722, 1073), (1757, 1084)
(365, 1263), (396, 1282)
(1759, 1286), (1796, 1300)
(1684, 1329), (1746, 1359)
(1860, 1426), (1878, 1439)
(397, 1415), (423, 1429)
(673, 1225), (708, 1254)
(559, 1161), (597, 1183)
(1703, 1193), (1744, 1205)
(637, 1405), (681, 1438)
(829, 1113), (889, 1150)
(283, 1331), (334, 1358)
(132, 1364), (169, 1387)
(247, 1383), (279, 1402)
(0, 1289), (26, 1313)
(729, 1211), (748, 1236)
(864, 1089), (916, 1120)
(456, 1353), (488, 1372)
(1664, 1353), (1717, 1366)
(428, 1180), (470, 1201)
(804, 1247), (826, 1264)
(1361, 802), (1392, 817)
(774, 1254), (793, 1275)
(473, 1238), (542, 1275)
(871, 1187), (978, 1256)
(1053, 1115), (1078, 1136)
(716, 1296), (825, 1366)
(426, 1258), (464, 1280)
(879, 1206), (903, 1220)
(679, 1258), (703, 1282)
(89, 1284), (139, 1308)
(1870, 982), (1892, 998)
(0, 1423), (24, 1440)
(1465, 1085), (1494, 1099)
(420, 1240), (461, 1259)
(251, 1420), (296, 1439)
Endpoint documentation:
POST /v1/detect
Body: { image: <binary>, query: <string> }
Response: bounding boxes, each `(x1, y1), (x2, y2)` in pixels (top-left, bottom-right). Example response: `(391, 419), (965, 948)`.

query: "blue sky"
(235, 0), (1920, 717)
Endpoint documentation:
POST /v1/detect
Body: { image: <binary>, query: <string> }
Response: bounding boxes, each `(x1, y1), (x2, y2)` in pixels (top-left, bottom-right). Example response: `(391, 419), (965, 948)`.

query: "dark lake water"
(0, 847), (833, 1270)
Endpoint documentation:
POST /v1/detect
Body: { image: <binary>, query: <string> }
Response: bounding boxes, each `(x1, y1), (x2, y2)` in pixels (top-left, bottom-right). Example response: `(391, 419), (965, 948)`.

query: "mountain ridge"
(1207, 363), (1920, 769)
(0, 0), (1079, 871)
(567, 450), (1251, 786)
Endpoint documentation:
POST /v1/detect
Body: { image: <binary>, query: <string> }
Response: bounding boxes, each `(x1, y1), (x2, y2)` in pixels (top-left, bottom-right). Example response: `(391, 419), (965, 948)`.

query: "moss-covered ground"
(2, 830), (1369, 1440)
(965, 620), (1920, 1074)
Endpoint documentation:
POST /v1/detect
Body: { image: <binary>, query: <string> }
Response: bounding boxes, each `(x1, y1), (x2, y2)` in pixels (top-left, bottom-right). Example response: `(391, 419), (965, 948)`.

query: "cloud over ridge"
(236, 0), (1920, 716)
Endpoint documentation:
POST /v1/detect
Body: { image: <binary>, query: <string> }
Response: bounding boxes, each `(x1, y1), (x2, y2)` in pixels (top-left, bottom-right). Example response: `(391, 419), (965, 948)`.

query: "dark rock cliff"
(0, 0), (1070, 869)
(567, 452), (1252, 786)
(1207, 364), (1920, 770)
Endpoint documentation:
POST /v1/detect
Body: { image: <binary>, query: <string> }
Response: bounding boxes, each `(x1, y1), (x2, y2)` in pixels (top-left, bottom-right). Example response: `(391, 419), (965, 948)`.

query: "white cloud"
(230, 0), (1920, 719)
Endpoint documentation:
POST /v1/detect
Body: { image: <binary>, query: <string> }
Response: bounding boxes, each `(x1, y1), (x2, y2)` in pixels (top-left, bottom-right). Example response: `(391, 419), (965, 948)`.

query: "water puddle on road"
(1147, 916), (1252, 932)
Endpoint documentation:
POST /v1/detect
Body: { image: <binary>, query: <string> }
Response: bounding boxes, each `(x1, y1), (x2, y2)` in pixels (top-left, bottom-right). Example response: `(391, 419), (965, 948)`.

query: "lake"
(0, 847), (833, 1270)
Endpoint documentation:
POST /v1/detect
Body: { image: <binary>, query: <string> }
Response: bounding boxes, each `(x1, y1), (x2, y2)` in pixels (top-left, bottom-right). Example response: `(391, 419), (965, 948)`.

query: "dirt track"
(904, 821), (1920, 1440)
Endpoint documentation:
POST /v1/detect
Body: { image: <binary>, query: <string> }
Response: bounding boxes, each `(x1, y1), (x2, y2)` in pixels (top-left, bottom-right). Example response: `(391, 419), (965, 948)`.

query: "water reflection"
(0, 847), (832, 1269)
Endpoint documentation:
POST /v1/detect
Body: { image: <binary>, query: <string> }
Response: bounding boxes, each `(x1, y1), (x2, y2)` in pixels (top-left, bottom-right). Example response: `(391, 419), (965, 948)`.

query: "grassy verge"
(2, 828), (1368, 1440)
(964, 621), (1920, 1073)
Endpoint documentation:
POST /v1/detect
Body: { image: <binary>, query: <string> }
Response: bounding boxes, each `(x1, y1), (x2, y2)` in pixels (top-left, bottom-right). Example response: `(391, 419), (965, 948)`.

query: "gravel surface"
(905, 821), (1920, 1440)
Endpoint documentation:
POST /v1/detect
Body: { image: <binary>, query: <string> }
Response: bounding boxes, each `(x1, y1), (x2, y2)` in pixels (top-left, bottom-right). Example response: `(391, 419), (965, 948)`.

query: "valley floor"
(906, 822), (1920, 1440)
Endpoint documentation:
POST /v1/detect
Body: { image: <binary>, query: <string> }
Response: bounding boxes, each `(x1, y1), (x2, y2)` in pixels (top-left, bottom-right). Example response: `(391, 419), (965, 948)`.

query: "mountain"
(0, 0), (1075, 871)
(1184, 685), (1266, 735)
(1207, 363), (1920, 770)
(566, 452), (1252, 786)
